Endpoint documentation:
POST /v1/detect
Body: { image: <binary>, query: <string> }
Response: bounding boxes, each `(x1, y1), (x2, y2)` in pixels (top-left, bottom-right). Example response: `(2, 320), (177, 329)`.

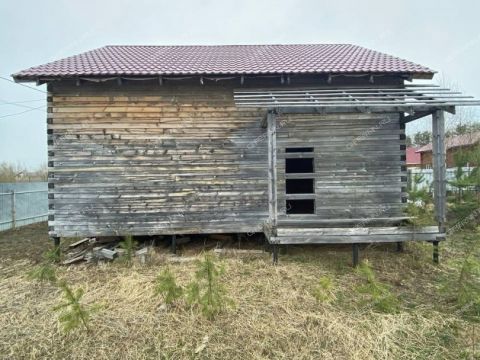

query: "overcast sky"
(1, 0), (479, 168)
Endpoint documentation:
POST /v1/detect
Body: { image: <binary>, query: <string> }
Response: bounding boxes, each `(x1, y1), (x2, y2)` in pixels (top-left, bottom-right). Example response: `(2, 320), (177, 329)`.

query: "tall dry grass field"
(0, 223), (478, 359)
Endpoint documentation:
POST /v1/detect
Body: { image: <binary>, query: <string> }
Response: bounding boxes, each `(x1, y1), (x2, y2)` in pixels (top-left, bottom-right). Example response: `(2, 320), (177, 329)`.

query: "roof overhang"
(12, 71), (433, 86)
(234, 84), (480, 122)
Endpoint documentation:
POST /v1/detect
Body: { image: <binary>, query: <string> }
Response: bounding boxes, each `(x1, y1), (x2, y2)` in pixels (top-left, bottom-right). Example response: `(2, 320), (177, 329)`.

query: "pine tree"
(154, 267), (183, 305)
(118, 235), (137, 265)
(356, 261), (400, 313)
(53, 281), (99, 333)
(186, 254), (232, 319)
(311, 276), (335, 303)
(27, 248), (59, 283)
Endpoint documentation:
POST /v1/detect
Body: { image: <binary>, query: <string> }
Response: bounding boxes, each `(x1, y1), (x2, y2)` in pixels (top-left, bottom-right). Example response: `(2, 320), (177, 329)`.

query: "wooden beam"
(267, 111), (278, 228)
(432, 110), (447, 229)
(273, 105), (458, 115)
(402, 110), (434, 123)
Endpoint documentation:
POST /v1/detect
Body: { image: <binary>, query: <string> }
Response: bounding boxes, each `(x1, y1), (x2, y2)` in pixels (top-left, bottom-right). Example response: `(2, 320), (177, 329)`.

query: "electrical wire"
(0, 75), (47, 94)
(0, 105), (45, 119)
(0, 99), (43, 105)
(0, 98), (44, 111)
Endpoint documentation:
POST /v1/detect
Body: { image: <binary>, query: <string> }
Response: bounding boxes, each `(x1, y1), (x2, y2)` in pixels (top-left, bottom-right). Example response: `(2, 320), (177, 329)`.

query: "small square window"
(286, 199), (315, 214)
(285, 147), (313, 153)
(286, 158), (314, 173)
(286, 179), (314, 194)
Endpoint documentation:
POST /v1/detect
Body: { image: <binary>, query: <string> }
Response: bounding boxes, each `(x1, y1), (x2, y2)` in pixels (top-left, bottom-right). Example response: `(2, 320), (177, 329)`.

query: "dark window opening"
(286, 179), (314, 194)
(286, 158), (314, 173)
(285, 147), (313, 153)
(286, 199), (315, 214)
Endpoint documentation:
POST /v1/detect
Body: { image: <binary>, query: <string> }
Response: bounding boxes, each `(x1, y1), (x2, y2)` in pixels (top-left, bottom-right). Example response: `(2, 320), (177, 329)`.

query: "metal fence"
(407, 167), (476, 191)
(0, 182), (48, 231)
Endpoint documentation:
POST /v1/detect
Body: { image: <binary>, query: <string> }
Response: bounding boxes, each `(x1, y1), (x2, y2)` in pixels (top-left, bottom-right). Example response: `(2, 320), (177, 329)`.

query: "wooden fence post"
(11, 191), (16, 229)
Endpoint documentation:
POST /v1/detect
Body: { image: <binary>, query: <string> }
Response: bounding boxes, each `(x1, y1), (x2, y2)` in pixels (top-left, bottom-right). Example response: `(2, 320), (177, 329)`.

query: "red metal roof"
(12, 44), (435, 80)
(416, 131), (480, 153)
(406, 147), (422, 165)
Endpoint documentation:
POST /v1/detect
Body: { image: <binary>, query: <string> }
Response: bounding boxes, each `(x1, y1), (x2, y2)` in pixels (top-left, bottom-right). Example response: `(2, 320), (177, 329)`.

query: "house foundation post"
(51, 236), (60, 260)
(433, 241), (439, 264)
(352, 243), (359, 267)
(171, 234), (177, 254)
(272, 243), (279, 264)
(396, 242), (404, 252)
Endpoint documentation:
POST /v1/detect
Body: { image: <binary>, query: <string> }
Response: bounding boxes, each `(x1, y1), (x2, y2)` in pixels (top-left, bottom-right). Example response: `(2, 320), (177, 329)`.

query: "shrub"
(154, 267), (183, 305)
(355, 260), (400, 313)
(186, 253), (233, 319)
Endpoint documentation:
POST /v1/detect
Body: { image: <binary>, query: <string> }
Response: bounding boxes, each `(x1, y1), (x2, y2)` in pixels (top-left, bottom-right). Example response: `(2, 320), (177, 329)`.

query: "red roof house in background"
(416, 131), (480, 168)
(406, 147), (422, 168)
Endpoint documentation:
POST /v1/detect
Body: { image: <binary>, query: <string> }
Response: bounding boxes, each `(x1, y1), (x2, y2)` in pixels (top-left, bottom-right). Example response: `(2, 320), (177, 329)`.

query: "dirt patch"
(0, 222), (50, 263)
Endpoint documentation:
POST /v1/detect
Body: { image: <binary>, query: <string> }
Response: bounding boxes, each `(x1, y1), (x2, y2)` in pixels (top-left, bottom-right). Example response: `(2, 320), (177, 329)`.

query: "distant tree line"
(407, 123), (480, 147)
(0, 162), (47, 182)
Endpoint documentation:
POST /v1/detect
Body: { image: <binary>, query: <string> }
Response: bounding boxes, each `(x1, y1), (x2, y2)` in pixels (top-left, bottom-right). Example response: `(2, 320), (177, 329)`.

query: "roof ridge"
(103, 43), (353, 47)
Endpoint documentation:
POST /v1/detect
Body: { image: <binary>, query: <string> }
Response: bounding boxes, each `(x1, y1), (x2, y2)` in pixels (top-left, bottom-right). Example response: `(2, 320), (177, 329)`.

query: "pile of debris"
(61, 233), (269, 265)
(63, 237), (150, 265)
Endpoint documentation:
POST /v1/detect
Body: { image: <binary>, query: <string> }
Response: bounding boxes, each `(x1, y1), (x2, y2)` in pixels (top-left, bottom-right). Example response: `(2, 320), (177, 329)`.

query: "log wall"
(47, 83), (268, 237)
(275, 113), (406, 220)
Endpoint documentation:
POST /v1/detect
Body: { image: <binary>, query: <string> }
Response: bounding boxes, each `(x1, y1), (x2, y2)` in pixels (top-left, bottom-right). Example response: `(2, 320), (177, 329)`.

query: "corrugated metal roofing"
(12, 44), (435, 80)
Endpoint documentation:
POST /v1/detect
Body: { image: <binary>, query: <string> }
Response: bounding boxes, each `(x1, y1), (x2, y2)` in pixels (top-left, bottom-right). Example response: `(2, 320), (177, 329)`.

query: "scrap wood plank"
(69, 237), (93, 248)
(63, 254), (86, 265)
(213, 248), (267, 256)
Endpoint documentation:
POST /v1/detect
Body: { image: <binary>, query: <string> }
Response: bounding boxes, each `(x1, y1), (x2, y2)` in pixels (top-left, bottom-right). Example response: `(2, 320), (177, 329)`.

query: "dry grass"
(0, 223), (478, 359)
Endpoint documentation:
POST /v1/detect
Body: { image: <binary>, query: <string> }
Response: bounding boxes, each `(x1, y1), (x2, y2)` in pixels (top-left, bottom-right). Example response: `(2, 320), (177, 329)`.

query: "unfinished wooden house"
(13, 44), (480, 263)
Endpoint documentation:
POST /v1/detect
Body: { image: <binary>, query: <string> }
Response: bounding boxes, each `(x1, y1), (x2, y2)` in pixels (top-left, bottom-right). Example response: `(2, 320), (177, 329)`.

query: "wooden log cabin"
(13, 44), (480, 264)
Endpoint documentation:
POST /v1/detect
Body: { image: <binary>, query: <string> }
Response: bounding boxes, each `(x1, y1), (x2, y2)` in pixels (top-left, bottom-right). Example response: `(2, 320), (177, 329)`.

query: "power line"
(0, 105), (45, 119)
(0, 98), (44, 111)
(0, 99), (43, 105)
(0, 75), (47, 94)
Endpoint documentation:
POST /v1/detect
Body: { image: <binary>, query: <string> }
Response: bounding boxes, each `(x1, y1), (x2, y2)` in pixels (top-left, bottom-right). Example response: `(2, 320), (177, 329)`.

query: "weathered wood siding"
(275, 113), (405, 220)
(48, 83), (268, 237)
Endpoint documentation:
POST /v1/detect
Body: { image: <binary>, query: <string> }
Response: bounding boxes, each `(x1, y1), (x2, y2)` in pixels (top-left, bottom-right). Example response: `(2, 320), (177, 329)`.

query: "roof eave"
(11, 71), (435, 83)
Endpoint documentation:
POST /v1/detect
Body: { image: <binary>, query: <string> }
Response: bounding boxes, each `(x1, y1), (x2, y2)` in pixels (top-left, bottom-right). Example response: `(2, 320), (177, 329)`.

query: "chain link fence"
(0, 182), (48, 231)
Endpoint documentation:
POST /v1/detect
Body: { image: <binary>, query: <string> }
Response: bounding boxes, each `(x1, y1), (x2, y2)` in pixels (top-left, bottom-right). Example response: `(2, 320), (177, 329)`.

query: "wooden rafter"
(234, 85), (480, 113)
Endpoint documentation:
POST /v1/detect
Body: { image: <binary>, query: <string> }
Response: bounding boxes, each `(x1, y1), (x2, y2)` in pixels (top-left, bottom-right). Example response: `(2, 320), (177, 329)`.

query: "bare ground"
(0, 223), (478, 359)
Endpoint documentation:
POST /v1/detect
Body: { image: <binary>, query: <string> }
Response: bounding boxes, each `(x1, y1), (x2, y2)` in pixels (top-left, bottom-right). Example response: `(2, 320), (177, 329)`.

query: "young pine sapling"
(154, 267), (183, 305)
(53, 280), (100, 333)
(186, 253), (233, 319)
(355, 260), (400, 314)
